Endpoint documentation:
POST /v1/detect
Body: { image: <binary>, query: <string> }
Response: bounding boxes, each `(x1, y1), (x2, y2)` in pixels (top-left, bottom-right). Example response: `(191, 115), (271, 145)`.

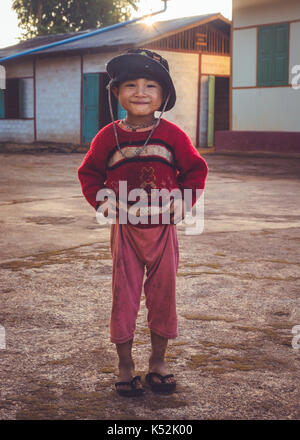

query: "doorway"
(198, 75), (229, 147)
(82, 72), (118, 144)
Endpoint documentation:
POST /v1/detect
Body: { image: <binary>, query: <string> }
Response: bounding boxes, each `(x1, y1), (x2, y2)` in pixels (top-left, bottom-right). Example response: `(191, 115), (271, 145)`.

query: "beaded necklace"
(121, 118), (157, 132)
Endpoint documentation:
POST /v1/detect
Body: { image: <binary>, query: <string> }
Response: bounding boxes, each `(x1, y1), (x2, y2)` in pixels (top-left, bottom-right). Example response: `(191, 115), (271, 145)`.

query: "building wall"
(0, 119), (34, 142)
(0, 33), (231, 146)
(232, 87), (299, 131)
(83, 51), (120, 73)
(233, 0), (300, 28)
(289, 22), (300, 84)
(232, 28), (256, 87)
(35, 56), (81, 143)
(232, 0), (300, 132)
(154, 50), (199, 145)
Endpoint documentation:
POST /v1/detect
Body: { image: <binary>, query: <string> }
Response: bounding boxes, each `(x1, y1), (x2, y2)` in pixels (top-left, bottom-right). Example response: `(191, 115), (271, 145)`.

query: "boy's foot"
(115, 376), (145, 397)
(115, 364), (144, 396)
(145, 372), (176, 394)
(147, 359), (176, 393)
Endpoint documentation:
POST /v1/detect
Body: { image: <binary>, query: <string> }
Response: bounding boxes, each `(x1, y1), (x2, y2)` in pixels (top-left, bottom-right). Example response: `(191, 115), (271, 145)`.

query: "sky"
(0, 0), (232, 49)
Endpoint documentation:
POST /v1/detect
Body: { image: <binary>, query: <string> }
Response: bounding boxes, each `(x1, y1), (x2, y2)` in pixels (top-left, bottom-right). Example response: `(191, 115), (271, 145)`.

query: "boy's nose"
(134, 83), (147, 96)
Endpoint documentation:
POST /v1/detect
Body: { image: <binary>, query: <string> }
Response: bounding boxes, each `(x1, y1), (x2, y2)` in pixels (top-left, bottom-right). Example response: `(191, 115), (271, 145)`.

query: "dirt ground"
(0, 151), (299, 420)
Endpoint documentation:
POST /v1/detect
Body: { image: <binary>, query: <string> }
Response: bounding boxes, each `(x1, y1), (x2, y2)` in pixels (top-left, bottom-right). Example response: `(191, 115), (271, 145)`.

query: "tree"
(12, 0), (139, 40)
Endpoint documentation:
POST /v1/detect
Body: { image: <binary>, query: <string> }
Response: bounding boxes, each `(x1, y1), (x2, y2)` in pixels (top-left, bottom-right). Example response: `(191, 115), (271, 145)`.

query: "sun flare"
(142, 16), (157, 26)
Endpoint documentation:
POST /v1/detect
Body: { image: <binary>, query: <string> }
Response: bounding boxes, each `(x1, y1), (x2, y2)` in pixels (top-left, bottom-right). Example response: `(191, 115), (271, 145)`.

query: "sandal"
(145, 372), (176, 394)
(115, 375), (145, 397)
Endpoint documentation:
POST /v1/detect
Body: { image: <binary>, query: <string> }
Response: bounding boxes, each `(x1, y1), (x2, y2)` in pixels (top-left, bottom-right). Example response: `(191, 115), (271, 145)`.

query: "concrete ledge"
(0, 142), (89, 154)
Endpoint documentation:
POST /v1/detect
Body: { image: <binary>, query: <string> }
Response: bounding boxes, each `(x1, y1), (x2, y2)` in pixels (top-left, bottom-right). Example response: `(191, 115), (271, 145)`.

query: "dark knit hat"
(106, 48), (176, 111)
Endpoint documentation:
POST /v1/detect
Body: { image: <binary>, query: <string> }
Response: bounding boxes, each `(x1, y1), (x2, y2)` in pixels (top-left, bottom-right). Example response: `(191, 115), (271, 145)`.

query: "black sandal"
(115, 375), (145, 397)
(145, 372), (176, 394)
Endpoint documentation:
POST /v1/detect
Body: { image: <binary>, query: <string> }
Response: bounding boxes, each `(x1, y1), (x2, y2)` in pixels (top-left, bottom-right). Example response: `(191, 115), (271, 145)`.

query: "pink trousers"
(110, 220), (179, 344)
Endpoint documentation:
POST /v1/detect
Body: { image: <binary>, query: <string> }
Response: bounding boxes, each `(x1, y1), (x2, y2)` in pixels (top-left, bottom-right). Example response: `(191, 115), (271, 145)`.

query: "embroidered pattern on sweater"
(139, 166), (157, 192)
(107, 144), (175, 169)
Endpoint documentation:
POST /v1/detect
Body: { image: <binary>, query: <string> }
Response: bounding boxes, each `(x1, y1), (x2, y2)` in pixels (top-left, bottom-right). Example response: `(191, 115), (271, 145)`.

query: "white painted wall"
(233, 87), (300, 131)
(0, 120), (34, 142)
(233, 0), (300, 28)
(35, 56), (81, 143)
(289, 21), (300, 85)
(83, 51), (120, 73)
(156, 50), (199, 145)
(232, 28), (257, 87)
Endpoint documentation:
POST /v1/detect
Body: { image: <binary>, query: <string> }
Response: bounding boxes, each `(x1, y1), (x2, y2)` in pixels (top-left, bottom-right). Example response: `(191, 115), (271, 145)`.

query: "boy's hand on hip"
(169, 199), (186, 224)
(98, 199), (119, 218)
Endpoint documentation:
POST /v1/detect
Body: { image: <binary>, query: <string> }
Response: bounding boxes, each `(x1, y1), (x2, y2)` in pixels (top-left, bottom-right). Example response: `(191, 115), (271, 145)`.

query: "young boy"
(77, 48), (208, 397)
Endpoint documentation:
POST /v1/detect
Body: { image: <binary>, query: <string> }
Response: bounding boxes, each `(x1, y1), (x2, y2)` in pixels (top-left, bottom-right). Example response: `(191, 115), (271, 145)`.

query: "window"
(257, 23), (289, 87)
(0, 78), (33, 119)
(5, 78), (20, 118)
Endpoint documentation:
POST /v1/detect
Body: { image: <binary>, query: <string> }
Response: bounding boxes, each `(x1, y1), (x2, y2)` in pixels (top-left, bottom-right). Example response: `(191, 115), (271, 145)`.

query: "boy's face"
(113, 78), (163, 118)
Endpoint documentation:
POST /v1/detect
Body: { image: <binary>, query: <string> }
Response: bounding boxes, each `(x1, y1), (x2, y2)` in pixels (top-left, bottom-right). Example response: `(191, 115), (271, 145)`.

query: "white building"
(215, 0), (300, 153)
(0, 14), (231, 150)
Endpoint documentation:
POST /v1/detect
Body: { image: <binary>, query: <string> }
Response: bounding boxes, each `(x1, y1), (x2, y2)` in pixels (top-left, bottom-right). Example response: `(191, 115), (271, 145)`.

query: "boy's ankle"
(118, 359), (134, 370)
(149, 354), (165, 367)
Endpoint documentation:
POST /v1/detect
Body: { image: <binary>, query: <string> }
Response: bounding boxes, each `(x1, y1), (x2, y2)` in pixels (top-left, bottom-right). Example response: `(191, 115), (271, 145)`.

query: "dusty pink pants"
(110, 219), (179, 344)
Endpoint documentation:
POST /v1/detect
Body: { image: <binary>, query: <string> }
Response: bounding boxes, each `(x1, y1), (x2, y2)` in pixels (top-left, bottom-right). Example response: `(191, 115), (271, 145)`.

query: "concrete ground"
(0, 151), (299, 420)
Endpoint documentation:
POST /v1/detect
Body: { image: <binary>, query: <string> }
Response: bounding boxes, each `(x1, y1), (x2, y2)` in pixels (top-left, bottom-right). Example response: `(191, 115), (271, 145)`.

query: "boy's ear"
(111, 86), (119, 99)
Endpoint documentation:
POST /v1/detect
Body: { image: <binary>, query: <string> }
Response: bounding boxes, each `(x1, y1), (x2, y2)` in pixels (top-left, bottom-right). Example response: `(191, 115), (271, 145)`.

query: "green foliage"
(12, 0), (139, 40)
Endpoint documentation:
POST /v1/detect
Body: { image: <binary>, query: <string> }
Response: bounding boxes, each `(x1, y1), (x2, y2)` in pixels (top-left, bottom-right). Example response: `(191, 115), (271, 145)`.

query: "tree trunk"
(37, 0), (43, 26)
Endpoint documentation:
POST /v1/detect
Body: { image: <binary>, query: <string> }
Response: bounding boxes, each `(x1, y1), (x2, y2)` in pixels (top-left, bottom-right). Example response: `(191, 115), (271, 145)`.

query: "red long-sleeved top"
(77, 118), (208, 228)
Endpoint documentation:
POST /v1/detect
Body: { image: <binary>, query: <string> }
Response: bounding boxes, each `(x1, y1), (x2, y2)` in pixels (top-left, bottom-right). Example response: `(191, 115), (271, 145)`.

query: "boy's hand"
(169, 199), (186, 224)
(97, 198), (119, 218)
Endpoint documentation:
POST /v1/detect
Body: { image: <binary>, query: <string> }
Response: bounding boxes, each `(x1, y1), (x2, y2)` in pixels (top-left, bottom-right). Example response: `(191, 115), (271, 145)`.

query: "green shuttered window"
(257, 23), (289, 87)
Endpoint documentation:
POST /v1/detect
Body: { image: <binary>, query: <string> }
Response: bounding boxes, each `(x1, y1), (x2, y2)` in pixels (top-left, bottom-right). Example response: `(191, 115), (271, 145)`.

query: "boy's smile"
(113, 78), (163, 125)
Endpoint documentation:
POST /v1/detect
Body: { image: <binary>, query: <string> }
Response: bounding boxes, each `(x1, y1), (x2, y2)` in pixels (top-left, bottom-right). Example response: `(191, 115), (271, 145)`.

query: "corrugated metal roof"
(0, 13), (230, 59)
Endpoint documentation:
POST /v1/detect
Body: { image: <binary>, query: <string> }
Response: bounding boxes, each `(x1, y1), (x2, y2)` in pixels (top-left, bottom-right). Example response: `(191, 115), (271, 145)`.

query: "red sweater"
(77, 118), (208, 227)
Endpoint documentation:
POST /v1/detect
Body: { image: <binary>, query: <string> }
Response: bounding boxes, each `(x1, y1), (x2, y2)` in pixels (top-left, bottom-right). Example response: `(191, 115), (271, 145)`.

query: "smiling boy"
(78, 48), (208, 397)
